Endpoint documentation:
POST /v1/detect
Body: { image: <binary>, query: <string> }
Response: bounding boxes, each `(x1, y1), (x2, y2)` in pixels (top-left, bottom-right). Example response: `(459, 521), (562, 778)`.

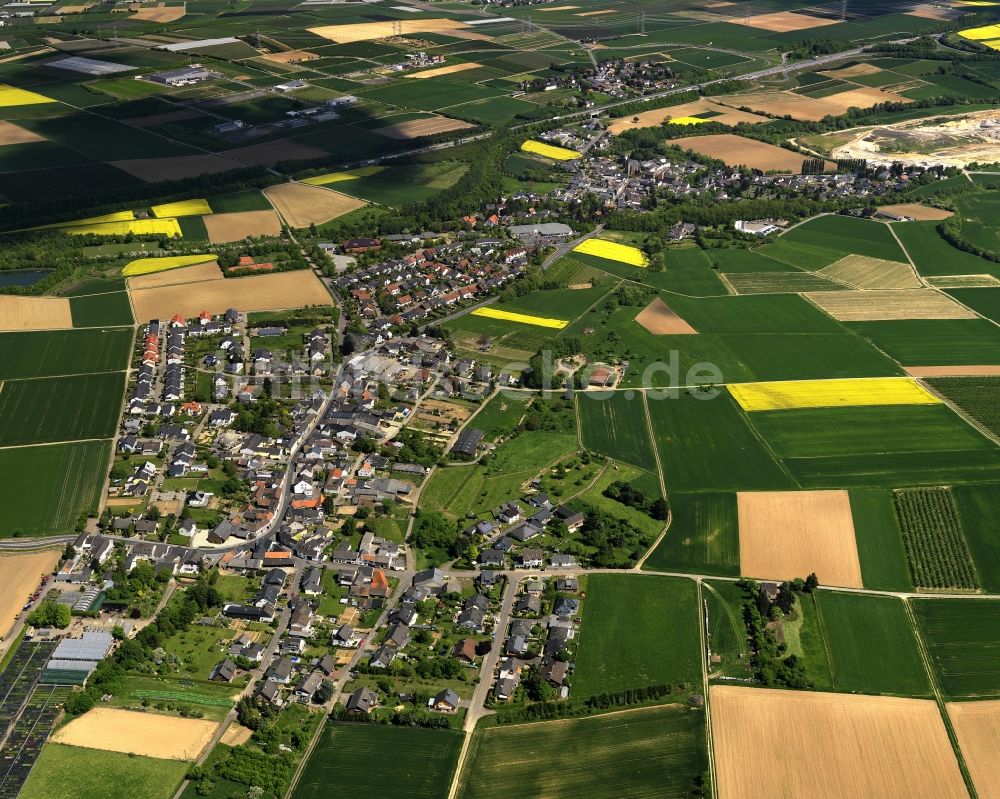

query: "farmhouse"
(451, 428), (484, 458)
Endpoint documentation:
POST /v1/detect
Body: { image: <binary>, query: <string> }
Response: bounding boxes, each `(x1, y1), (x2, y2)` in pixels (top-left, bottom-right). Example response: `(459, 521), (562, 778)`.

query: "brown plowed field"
(0, 120), (44, 144)
(947, 700), (1000, 799)
(112, 154), (240, 182)
(737, 489), (862, 588)
(634, 297), (697, 334)
(711, 686), (968, 799)
(905, 365), (1000, 377)
(0, 550), (60, 637)
(225, 140), (327, 167)
(670, 133), (835, 172)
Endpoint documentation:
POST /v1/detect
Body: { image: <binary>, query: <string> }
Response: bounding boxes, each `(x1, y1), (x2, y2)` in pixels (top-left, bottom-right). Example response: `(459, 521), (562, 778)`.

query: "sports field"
(711, 686), (968, 799)
(0, 328), (131, 379)
(573, 574), (701, 697)
(457, 705), (707, 799)
(913, 598), (1000, 698)
(729, 377), (940, 411)
(292, 724), (462, 799)
(0, 372), (123, 446)
(122, 254), (215, 276)
(577, 392), (657, 470)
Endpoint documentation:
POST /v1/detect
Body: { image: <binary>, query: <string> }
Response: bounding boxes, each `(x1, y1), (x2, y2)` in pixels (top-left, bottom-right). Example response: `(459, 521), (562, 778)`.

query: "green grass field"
(69, 291), (134, 327)
(954, 484), (1000, 593)
(470, 393), (532, 441)
(0, 440), (109, 536)
(850, 319), (1000, 365)
(0, 328), (132, 379)
(703, 580), (752, 680)
(573, 574), (702, 697)
(642, 492), (739, 576)
(815, 591), (931, 697)
(577, 392), (657, 471)
(19, 744), (187, 799)
(293, 724), (462, 799)
(849, 489), (912, 591)
(647, 391), (792, 492)
(718, 332), (902, 382)
(457, 705), (707, 799)
(892, 221), (999, 277)
(0, 372), (124, 446)
(913, 598), (1000, 698)
(776, 215), (907, 262)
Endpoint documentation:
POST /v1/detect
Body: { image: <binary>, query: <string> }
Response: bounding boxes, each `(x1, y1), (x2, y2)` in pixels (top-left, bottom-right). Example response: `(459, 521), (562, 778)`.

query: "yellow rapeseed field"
(573, 238), (650, 267)
(0, 84), (55, 107)
(521, 140), (581, 161)
(151, 199), (212, 218)
(32, 211), (136, 231)
(958, 23), (1000, 39)
(668, 116), (708, 125)
(471, 307), (568, 329)
(66, 219), (182, 237)
(122, 254), (216, 277)
(302, 166), (384, 186)
(729, 377), (942, 412)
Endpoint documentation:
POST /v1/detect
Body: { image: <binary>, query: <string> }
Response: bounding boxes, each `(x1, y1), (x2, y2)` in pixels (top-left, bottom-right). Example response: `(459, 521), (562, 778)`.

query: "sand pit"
(406, 61), (480, 79)
(0, 550), (60, 637)
(260, 49), (319, 64)
(737, 490), (862, 588)
(52, 708), (218, 760)
(806, 289), (976, 321)
(130, 270), (332, 319)
(711, 686), (968, 799)
(307, 19), (469, 44)
(731, 10), (838, 32)
(0, 120), (44, 145)
(714, 87), (911, 122)
(818, 254), (921, 290)
(128, 261), (222, 290)
(219, 722), (254, 746)
(124, 109), (202, 127)
(264, 182), (365, 228)
(204, 210), (282, 243)
(112, 154), (240, 182)
(818, 62), (882, 79)
(878, 203), (954, 221)
(906, 365), (1000, 377)
(608, 99), (766, 135)
(947, 700), (1000, 799)
(373, 116), (474, 140)
(634, 297), (697, 334)
(670, 133), (834, 172)
(225, 140), (327, 167)
(0, 296), (72, 331)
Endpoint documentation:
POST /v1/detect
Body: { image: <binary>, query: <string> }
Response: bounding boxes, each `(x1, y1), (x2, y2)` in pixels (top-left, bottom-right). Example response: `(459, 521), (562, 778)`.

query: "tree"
(27, 600), (71, 629)
(804, 572), (819, 592)
(314, 680), (334, 704)
(340, 333), (356, 357)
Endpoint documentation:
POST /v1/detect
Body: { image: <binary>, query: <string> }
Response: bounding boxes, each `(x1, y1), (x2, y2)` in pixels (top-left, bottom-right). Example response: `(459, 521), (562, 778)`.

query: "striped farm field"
(729, 377), (940, 412)
(520, 139), (581, 160)
(122, 254), (215, 277)
(150, 199), (212, 218)
(577, 391), (657, 470)
(0, 372), (124, 446)
(469, 307), (568, 329)
(573, 238), (649, 267)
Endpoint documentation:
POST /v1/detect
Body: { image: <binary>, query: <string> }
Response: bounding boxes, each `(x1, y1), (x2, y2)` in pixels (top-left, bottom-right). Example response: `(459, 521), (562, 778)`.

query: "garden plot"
(737, 490), (863, 588)
(51, 708), (218, 760)
(818, 255), (921, 289)
(806, 289), (976, 321)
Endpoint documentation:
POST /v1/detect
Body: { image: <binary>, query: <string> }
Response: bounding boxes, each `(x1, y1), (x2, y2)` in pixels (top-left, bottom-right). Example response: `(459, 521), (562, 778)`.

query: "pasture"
(892, 220), (999, 277)
(913, 598), (1000, 698)
(577, 391), (656, 470)
(292, 724), (462, 799)
(710, 686), (968, 799)
(780, 215), (907, 262)
(573, 574), (701, 698)
(0, 328), (131, 379)
(642, 492), (739, 576)
(19, 744), (187, 799)
(0, 372), (124, 446)
(815, 591), (931, 697)
(703, 580), (752, 680)
(457, 705), (707, 799)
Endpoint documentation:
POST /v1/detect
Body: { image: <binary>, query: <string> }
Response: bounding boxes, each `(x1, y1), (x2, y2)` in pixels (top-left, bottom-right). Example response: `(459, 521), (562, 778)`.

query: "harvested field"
(0, 296), (72, 331)
(405, 62), (480, 79)
(711, 686), (968, 799)
(577, 9), (615, 15)
(537, 4), (578, 9)
(879, 203), (954, 221)
(112, 154), (240, 182)
(373, 116), (473, 139)
(132, 4), (185, 22)
(819, 62), (882, 78)
(671, 133), (833, 172)
(307, 19), (469, 43)
(731, 10), (838, 32)
(926, 274), (1000, 288)
(907, 3), (961, 19)
(0, 550), (60, 636)
(260, 49), (318, 64)
(130, 270), (332, 319)
(906, 365), (1000, 376)
(204, 209), (282, 243)
(737, 489), (863, 587)
(0, 120), (44, 145)
(806, 289), (976, 321)
(225, 140), (327, 167)
(51, 708), (217, 760)
(729, 377), (939, 411)
(948, 700), (1000, 799)
(714, 87), (911, 122)
(264, 182), (365, 228)
(128, 261), (222, 290)
(634, 297), (697, 334)
(219, 723), (254, 746)
(608, 99), (766, 134)
(818, 254), (921, 289)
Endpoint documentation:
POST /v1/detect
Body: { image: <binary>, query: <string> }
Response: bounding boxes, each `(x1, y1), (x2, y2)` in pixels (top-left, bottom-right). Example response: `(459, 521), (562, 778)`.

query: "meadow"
(457, 705), (707, 799)
(913, 598), (1000, 698)
(293, 724), (462, 799)
(815, 591), (931, 697)
(0, 328), (131, 379)
(470, 393), (532, 441)
(577, 392), (656, 471)
(573, 574), (702, 698)
(642, 492), (739, 576)
(0, 372), (124, 446)
(892, 221), (999, 277)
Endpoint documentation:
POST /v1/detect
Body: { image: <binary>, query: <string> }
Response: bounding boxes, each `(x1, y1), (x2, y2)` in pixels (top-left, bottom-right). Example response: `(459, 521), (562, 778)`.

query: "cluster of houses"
(470, 493), (585, 571)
